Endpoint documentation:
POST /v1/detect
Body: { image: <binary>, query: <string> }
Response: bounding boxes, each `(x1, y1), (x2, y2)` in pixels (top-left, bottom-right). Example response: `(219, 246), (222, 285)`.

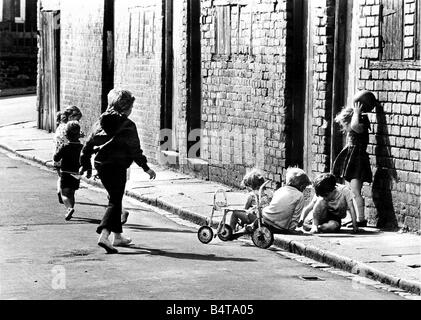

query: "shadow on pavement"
(67, 218), (195, 235)
(76, 202), (151, 213)
(118, 246), (257, 262)
(123, 224), (196, 234)
(70, 217), (101, 224)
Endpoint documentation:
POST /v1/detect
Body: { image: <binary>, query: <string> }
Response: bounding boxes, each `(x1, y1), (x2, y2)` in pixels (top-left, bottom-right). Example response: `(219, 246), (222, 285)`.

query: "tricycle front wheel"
(198, 226), (214, 244)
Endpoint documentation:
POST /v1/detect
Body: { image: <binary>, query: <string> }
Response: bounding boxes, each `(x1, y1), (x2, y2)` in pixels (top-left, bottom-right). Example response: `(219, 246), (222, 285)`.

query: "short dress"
(332, 115), (372, 183)
(53, 142), (83, 190)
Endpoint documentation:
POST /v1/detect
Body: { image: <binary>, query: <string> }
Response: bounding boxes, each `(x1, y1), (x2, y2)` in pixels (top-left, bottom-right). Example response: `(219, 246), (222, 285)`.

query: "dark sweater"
(80, 111), (150, 171)
(54, 142), (83, 173)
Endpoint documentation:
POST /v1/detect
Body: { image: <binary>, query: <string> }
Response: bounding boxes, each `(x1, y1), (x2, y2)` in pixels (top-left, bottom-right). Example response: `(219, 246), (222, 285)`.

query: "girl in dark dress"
(333, 101), (372, 227)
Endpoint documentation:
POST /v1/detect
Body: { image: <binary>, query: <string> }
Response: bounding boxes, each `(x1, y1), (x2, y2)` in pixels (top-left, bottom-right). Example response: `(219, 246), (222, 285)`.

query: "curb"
(1, 142), (420, 296)
(272, 237), (420, 295)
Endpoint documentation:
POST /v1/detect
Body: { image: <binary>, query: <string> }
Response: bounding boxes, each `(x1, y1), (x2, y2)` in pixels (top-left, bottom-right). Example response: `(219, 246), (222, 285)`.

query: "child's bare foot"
(65, 208), (74, 221)
(113, 235), (132, 247)
(98, 238), (118, 254)
(121, 210), (129, 225)
(309, 226), (319, 234)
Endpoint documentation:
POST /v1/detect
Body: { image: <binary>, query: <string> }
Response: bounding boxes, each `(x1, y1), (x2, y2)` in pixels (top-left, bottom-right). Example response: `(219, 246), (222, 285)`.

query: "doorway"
(101, 0), (114, 113)
(331, 0), (360, 167)
(286, 0), (308, 169)
(161, 0), (175, 151)
(38, 10), (60, 132)
(186, 0), (202, 158)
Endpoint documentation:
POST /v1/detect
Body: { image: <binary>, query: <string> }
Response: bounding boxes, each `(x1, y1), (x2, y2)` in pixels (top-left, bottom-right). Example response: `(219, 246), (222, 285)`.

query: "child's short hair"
(242, 169), (265, 190)
(313, 173), (337, 197)
(65, 121), (81, 141)
(285, 167), (311, 191)
(107, 89), (135, 114)
(57, 106), (82, 125)
(334, 106), (353, 130)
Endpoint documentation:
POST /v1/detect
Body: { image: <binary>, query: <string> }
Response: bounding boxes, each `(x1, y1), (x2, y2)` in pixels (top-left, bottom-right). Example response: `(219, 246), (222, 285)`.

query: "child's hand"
(353, 101), (363, 114)
(146, 169), (156, 180)
(79, 166), (92, 179)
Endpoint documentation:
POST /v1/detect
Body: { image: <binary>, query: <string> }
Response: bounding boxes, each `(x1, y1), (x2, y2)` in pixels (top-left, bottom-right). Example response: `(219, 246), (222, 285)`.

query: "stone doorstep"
(159, 150), (179, 167)
(181, 157), (210, 181)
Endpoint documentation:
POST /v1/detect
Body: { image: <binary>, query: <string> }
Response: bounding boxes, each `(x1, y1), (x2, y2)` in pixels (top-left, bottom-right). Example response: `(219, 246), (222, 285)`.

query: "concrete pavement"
(0, 98), (420, 296)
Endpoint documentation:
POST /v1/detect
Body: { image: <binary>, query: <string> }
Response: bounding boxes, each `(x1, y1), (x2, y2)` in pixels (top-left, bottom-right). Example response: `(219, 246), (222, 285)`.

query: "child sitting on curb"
(262, 167), (311, 234)
(299, 173), (359, 234)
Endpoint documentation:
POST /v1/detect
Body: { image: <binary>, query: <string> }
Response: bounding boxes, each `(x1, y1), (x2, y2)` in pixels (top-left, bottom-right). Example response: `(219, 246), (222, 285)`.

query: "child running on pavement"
(53, 121), (83, 221)
(299, 173), (359, 234)
(262, 167), (311, 234)
(53, 106), (83, 204)
(79, 88), (156, 254)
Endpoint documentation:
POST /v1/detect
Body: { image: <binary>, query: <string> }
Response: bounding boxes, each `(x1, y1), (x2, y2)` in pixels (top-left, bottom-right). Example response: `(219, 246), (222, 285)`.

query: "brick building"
(37, 0), (420, 231)
(0, 0), (37, 95)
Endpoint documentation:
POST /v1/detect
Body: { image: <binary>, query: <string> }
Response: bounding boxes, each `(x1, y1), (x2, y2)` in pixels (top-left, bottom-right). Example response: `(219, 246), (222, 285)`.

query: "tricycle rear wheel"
(251, 226), (274, 249)
(218, 224), (233, 241)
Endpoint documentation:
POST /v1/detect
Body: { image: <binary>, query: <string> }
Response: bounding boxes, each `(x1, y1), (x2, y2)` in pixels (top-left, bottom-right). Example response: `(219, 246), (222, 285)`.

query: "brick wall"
(201, 0), (290, 187)
(36, 0), (420, 231)
(173, 0), (188, 167)
(38, 0), (104, 134)
(113, 0), (164, 164)
(309, 0), (336, 176)
(114, 0), (192, 167)
(59, 0), (104, 134)
(354, 0), (420, 230)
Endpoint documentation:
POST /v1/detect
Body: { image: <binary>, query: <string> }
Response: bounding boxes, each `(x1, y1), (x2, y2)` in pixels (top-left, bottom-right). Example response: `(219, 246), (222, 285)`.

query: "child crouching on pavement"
(53, 121), (83, 221)
(228, 169), (269, 234)
(299, 173), (359, 234)
(261, 167), (311, 234)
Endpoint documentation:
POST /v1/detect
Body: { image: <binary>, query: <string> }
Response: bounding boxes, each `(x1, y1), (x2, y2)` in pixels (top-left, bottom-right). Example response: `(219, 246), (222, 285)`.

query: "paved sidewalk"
(0, 120), (420, 295)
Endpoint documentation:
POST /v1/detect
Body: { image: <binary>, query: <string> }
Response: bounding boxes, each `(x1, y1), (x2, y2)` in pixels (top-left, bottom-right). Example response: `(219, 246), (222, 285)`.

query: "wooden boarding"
(38, 10), (60, 133)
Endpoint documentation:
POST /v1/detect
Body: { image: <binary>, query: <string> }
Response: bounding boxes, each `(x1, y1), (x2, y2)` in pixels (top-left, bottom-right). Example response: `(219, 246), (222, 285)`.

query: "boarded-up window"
(233, 4), (252, 55)
(128, 8), (154, 56)
(381, 0), (403, 60)
(14, 0), (26, 23)
(215, 6), (231, 55)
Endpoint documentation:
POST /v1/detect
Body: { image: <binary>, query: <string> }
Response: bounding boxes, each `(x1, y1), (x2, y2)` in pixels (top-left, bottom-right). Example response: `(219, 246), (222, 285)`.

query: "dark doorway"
(161, 0), (173, 150)
(186, 0), (201, 158)
(286, 0), (307, 168)
(330, 0), (348, 170)
(101, 0), (114, 113)
(38, 10), (60, 132)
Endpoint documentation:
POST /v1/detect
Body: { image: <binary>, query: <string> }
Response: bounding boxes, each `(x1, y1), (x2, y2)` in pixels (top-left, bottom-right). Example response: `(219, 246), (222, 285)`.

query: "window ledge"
(370, 60), (421, 70)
